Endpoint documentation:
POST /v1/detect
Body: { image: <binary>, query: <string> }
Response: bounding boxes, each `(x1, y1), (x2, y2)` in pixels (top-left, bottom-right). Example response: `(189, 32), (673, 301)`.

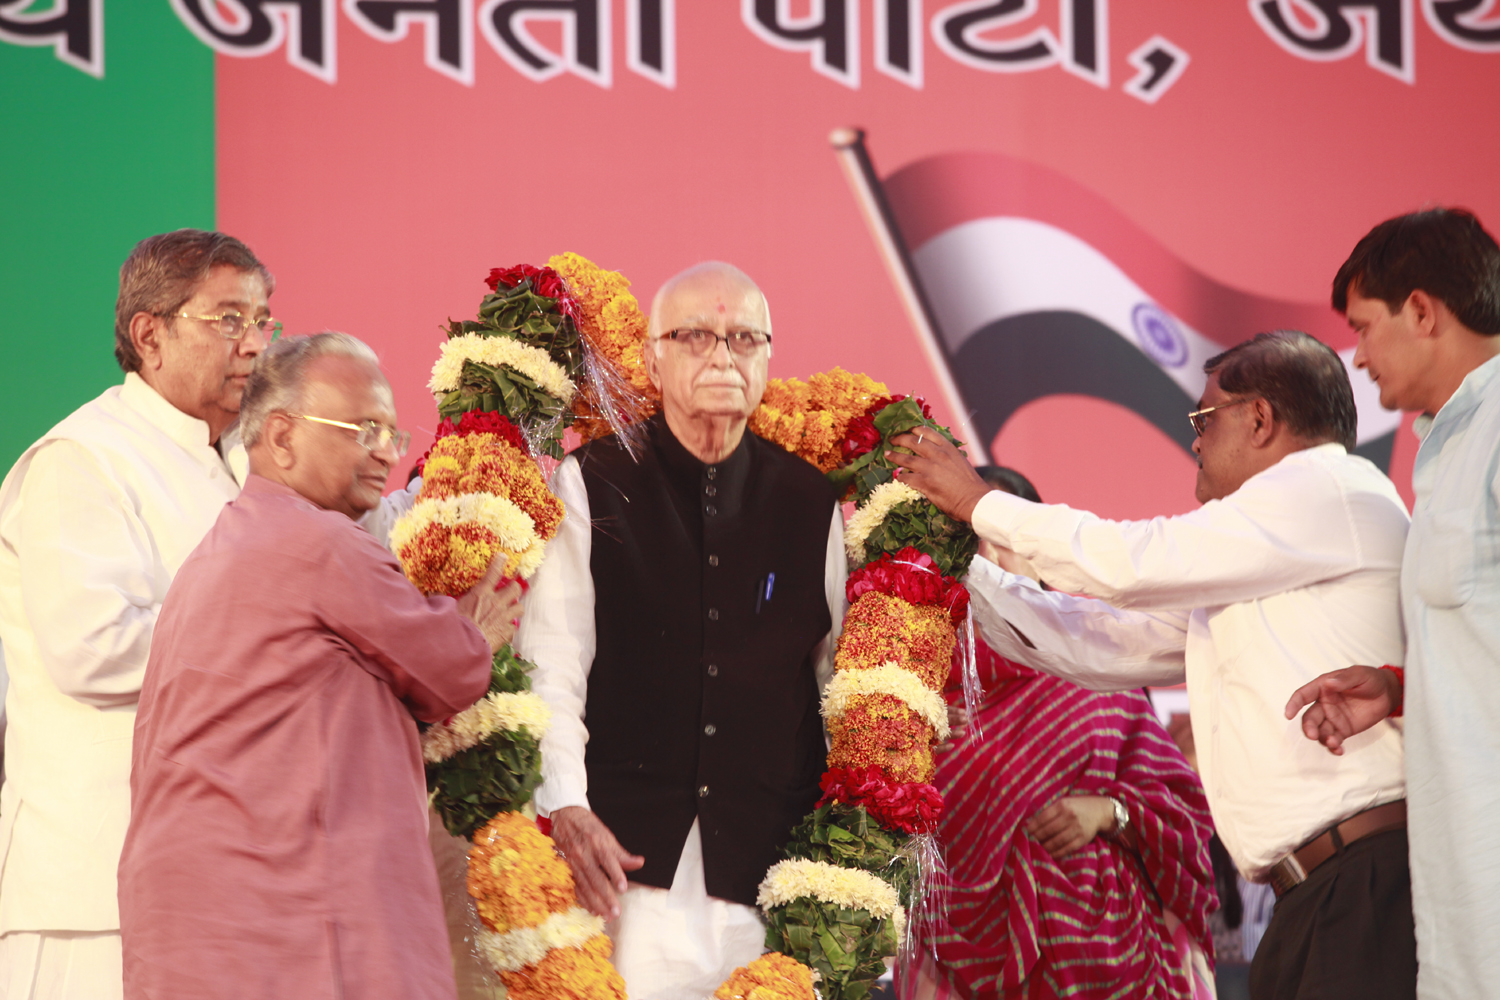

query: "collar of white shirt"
(119, 372), (216, 452)
(1412, 353), (1500, 442)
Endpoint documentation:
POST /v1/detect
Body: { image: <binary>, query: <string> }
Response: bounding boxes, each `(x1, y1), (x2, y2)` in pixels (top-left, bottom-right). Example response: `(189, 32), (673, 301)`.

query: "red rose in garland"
(817, 765), (943, 835)
(847, 548), (970, 624)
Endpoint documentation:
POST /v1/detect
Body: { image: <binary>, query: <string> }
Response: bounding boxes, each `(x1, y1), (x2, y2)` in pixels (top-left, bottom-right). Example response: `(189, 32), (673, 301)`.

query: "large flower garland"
(711, 385), (980, 1000)
(393, 259), (636, 999)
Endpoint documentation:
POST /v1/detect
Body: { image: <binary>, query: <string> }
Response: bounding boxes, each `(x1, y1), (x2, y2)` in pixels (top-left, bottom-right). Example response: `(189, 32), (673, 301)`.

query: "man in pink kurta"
(118, 334), (519, 1000)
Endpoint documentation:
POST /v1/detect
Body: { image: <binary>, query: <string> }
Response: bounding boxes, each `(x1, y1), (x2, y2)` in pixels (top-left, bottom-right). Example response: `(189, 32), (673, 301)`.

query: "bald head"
(647, 262), (771, 340)
(644, 262), (774, 458)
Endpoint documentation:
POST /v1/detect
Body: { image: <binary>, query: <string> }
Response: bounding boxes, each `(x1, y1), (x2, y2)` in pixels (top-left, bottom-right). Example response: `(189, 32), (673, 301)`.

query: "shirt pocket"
(1414, 506), (1478, 609)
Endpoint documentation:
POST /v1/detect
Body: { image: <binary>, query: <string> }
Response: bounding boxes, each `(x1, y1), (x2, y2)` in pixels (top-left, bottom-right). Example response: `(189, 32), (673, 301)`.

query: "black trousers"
(1249, 828), (1417, 1000)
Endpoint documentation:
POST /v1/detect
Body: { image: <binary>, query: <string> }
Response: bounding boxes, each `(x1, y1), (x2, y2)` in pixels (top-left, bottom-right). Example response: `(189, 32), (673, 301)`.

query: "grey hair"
(240, 332), (382, 446)
(646, 261), (772, 342)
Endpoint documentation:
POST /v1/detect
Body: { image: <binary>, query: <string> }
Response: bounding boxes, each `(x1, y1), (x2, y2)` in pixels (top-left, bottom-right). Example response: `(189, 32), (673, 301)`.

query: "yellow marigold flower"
(467, 812), (577, 935)
(390, 493), (545, 595)
(549, 252), (659, 442)
(826, 695), (936, 783)
(835, 591), (956, 691)
(715, 952), (817, 1000)
(499, 933), (627, 1000)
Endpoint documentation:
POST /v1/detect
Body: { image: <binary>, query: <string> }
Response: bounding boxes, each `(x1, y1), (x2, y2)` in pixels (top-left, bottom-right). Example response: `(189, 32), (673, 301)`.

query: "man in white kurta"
(1289, 208), (1500, 999)
(0, 231), (275, 998)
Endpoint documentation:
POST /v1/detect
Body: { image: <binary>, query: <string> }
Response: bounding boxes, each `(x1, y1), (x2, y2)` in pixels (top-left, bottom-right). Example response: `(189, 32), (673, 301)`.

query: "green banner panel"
(0, 3), (215, 472)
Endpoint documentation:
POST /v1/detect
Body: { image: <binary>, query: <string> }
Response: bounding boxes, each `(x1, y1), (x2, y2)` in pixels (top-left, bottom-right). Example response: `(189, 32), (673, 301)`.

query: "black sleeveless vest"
(575, 414), (835, 906)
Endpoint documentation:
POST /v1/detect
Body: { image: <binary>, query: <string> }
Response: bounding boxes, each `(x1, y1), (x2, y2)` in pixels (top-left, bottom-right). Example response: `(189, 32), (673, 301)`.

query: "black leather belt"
(1267, 800), (1407, 898)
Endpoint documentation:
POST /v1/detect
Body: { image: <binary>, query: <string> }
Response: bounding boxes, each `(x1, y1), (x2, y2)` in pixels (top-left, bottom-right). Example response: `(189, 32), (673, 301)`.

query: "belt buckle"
(1269, 853), (1308, 897)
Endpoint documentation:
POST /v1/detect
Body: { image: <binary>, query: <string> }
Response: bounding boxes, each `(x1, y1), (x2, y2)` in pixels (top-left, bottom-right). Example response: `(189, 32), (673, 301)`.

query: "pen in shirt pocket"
(755, 572), (776, 614)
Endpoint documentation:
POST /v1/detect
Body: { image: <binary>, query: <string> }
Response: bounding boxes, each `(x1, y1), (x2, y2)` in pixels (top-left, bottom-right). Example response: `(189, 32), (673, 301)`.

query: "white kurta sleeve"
(515, 456), (595, 816)
(964, 555), (1190, 690)
(15, 441), (160, 707)
(358, 476), (421, 550)
(814, 506), (848, 692)
(970, 454), (1366, 611)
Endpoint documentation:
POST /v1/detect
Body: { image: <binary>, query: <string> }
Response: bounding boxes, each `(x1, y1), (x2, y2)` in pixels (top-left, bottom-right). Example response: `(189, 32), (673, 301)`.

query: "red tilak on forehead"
(716, 303), (726, 313)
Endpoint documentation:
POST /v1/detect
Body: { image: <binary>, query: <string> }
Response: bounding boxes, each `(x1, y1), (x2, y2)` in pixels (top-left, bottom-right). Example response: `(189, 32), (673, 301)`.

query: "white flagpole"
(829, 126), (989, 461)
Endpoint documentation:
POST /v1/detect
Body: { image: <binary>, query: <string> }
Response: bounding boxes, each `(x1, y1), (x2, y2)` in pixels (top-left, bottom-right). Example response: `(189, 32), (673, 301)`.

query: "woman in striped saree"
(905, 468), (1218, 1000)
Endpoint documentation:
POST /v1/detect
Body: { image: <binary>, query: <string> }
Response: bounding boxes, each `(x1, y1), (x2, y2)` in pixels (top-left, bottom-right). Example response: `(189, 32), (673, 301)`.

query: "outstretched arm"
(1285, 665), (1402, 755)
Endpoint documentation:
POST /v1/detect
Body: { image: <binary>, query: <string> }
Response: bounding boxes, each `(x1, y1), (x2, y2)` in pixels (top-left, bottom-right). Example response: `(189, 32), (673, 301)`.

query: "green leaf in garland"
(763, 896), (899, 1000)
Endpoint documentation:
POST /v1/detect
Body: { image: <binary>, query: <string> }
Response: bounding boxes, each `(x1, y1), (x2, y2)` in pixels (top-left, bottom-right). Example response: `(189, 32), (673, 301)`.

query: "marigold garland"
(834, 591), (956, 692)
(714, 952), (818, 1000)
(476, 907), (605, 972)
(548, 251), (659, 442)
(467, 812), (578, 934)
(748, 368), (889, 472)
(389, 493), (546, 594)
(500, 933), (626, 1000)
(822, 663), (951, 739)
(825, 697), (936, 784)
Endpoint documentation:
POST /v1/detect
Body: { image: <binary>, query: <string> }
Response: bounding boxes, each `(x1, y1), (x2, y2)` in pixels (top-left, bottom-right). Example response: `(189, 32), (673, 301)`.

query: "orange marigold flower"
(398, 519), (501, 596)
(749, 368), (889, 471)
(715, 952), (817, 1000)
(500, 933), (627, 1000)
(826, 694), (936, 783)
(468, 812), (578, 934)
(549, 252), (659, 442)
(834, 592), (956, 691)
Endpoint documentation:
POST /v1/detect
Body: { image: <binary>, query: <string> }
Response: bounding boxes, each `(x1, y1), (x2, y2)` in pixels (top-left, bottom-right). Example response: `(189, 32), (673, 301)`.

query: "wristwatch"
(1106, 797), (1130, 840)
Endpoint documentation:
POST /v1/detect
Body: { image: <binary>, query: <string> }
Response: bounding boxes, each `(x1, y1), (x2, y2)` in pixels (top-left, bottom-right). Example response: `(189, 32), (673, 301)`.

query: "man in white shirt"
(892, 330), (1415, 1000)
(516, 262), (845, 1000)
(0, 229), (276, 998)
(1287, 208), (1500, 1000)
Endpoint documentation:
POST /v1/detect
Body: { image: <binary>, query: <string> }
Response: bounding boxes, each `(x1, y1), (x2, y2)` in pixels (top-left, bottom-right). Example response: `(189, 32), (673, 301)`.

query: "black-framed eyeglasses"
(169, 311), (281, 341)
(661, 327), (772, 357)
(1188, 398), (1251, 436)
(291, 414), (411, 457)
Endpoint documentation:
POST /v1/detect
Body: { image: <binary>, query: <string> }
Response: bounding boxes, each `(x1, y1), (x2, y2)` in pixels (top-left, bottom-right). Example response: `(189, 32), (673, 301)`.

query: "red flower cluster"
(839, 395), (900, 464)
(484, 264), (581, 321)
(435, 409), (530, 452)
(838, 394), (939, 464)
(847, 547), (970, 623)
(817, 765), (943, 834)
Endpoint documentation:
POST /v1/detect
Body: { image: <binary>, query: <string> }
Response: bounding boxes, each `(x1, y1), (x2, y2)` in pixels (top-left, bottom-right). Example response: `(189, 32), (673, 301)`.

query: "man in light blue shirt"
(1288, 208), (1500, 1000)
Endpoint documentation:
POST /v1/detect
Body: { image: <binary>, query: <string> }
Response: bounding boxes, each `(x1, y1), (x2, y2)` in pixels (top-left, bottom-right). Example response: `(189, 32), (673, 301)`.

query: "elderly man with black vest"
(517, 262), (845, 1000)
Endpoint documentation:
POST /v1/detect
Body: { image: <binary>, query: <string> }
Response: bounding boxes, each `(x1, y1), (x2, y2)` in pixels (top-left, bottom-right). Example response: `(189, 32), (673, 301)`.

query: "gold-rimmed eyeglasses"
(292, 414), (411, 457)
(661, 327), (772, 357)
(169, 311), (282, 341)
(1188, 398), (1251, 436)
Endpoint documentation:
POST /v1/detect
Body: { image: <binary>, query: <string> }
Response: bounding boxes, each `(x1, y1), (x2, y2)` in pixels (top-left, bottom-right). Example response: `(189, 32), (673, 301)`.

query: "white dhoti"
(0, 930), (124, 1000)
(606, 820), (767, 1000)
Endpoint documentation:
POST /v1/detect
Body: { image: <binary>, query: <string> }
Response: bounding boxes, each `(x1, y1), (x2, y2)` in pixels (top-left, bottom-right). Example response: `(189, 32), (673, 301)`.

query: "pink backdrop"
(214, 2), (1500, 515)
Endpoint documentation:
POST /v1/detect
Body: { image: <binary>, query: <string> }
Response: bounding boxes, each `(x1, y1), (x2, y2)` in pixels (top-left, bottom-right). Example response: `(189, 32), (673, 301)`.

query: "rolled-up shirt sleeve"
(965, 555), (1190, 690)
(16, 441), (161, 707)
(515, 456), (595, 816)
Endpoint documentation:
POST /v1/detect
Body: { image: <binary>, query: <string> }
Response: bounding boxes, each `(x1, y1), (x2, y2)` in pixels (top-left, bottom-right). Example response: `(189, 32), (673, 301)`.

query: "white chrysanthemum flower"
(422, 691), (554, 763)
(844, 480), (924, 566)
(822, 662), (950, 739)
(475, 908), (604, 972)
(428, 333), (577, 404)
(756, 859), (901, 919)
